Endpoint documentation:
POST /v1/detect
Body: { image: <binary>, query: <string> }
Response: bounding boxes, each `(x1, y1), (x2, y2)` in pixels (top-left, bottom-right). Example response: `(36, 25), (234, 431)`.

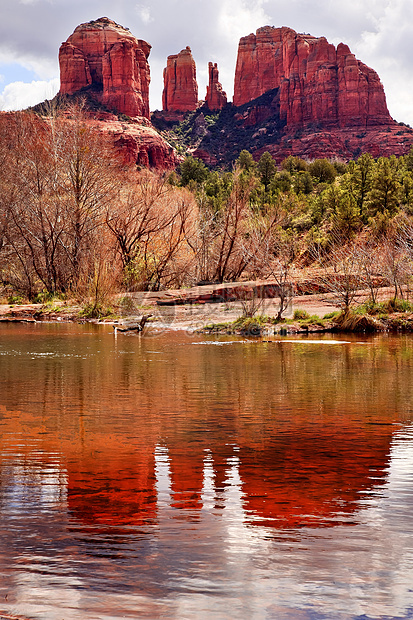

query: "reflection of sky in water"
(1, 432), (413, 620)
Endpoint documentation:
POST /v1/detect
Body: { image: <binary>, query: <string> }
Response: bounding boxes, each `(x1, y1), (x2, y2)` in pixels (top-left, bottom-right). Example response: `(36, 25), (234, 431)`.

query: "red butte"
(162, 47), (198, 113)
(205, 62), (227, 111)
(234, 26), (392, 129)
(59, 17), (151, 118)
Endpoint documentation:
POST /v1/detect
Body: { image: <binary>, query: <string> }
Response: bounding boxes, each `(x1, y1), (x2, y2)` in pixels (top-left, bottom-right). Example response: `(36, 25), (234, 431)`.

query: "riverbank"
(1, 281), (413, 335)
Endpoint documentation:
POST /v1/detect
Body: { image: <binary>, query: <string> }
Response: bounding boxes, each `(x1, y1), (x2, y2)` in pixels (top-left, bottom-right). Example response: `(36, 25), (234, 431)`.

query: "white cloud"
(0, 0), (411, 123)
(0, 78), (59, 111)
(212, 0), (270, 100)
(217, 0), (270, 43)
(136, 4), (154, 25)
(343, 0), (413, 123)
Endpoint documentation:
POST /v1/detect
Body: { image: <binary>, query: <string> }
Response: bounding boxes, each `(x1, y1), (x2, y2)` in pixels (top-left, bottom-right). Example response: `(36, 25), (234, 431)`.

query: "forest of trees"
(1, 106), (413, 317)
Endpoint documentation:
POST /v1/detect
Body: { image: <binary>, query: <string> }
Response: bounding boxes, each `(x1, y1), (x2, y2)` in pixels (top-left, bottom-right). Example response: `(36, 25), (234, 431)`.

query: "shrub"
(333, 309), (384, 332)
(79, 303), (113, 320)
(293, 309), (310, 320)
(323, 311), (340, 319)
(7, 295), (25, 305)
(357, 299), (413, 315)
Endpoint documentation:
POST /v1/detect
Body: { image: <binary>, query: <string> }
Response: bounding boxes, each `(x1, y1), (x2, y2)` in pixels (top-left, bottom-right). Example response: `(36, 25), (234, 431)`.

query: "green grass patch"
(293, 309), (310, 320)
(79, 303), (114, 320)
(32, 291), (66, 304)
(356, 299), (413, 316)
(202, 321), (234, 333)
(323, 310), (340, 319)
(292, 309), (326, 327)
(7, 294), (25, 305)
(233, 315), (269, 328)
(300, 315), (326, 327)
(40, 301), (65, 314)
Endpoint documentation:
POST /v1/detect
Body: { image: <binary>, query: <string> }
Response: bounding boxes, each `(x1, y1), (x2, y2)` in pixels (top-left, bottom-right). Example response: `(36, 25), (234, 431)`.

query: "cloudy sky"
(0, 0), (412, 125)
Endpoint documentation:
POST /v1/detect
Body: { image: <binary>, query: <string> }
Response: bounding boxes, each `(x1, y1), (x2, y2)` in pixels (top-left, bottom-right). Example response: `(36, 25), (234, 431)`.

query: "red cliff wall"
(59, 17), (151, 118)
(234, 26), (392, 128)
(162, 47), (198, 113)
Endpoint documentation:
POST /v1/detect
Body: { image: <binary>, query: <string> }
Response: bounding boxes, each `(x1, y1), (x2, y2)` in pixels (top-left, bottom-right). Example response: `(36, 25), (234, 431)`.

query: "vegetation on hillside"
(151, 88), (285, 165)
(1, 105), (413, 325)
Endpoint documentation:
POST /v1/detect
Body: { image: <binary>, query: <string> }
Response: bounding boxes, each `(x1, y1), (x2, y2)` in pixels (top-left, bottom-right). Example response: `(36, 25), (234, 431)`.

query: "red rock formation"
(59, 17), (151, 118)
(256, 123), (413, 164)
(162, 47), (198, 113)
(96, 117), (179, 170)
(234, 26), (392, 128)
(205, 62), (227, 111)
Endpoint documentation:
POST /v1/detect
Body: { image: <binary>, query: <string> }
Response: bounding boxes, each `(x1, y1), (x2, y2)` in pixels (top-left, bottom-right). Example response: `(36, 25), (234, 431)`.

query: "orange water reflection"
(1, 326), (412, 536)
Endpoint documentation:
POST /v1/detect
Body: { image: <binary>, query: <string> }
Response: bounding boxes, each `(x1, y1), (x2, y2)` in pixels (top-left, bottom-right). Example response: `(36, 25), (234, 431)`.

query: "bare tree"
(106, 171), (175, 287)
(312, 237), (365, 313)
(357, 237), (383, 305)
(0, 105), (121, 297)
(210, 169), (254, 283)
(381, 237), (411, 301)
(106, 172), (197, 290)
(75, 229), (119, 317)
(0, 111), (67, 295)
(137, 191), (196, 290)
(49, 104), (120, 288)
(186, 191), (221, 283)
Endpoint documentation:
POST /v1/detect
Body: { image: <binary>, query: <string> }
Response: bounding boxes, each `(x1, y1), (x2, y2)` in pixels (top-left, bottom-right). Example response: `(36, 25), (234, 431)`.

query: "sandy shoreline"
(1, 283), (412, 334)
(0, 288), (340, 331)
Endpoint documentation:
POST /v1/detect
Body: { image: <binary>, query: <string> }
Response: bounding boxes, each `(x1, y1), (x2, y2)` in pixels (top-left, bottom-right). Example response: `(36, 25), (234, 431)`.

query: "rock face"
(59, 17), (151, 118)
(257, 124), (413, 164)
(205, 62), (227, 111)
(107, 120), (178, 169)
(234, 26), (392, 128)
(162, 47), (198, 113)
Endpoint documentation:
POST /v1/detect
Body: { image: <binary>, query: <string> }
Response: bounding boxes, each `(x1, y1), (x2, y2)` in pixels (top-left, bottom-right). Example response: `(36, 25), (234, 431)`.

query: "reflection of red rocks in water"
(239, 424), (393, 528)
(64, 422), (393, 530)
(168, 446), (204, 513)
(67, 449), (157, 528)
(0, 408), (394, 531)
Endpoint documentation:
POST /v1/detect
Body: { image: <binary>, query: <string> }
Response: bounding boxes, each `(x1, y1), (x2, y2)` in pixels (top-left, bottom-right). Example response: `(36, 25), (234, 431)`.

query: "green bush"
(7, 295), (25, 305)
(323, 311), (340, 319)
(357, 299), (413, 316)
(79, 303), (113, 320)
(293, 309), (310, 320)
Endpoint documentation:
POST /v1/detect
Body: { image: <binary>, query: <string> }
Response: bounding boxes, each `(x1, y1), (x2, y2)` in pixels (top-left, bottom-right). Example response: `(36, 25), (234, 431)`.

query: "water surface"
(0, 323), (413, 619)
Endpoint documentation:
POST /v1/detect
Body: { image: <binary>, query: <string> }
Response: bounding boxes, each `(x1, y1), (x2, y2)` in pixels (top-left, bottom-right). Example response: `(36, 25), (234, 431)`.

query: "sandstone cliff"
(96, 117), (178, 169)
(205, 62), (227, 111)
(57, 17), (178, 169)
(162, 47), (198, 113)
(234, 26), (391, 129)
(59, 17), (151, 118)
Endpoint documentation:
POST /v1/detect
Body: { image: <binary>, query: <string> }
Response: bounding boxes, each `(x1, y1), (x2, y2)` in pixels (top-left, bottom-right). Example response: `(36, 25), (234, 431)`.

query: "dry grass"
(333, 311), (385, 332)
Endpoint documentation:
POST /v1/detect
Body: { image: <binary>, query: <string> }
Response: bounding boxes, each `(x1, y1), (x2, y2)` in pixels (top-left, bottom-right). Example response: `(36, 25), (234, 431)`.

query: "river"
(0, 323), (413, 619)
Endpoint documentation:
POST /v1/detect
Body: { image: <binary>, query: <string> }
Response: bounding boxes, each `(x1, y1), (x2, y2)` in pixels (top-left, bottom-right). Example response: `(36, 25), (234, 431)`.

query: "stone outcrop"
(234, 26), (392, 129)
(257, 124), (413, 164)
(96, 117), (178, 169)
(162, 47), (198, 113)
(59, 17), (151, 118)
(205, 62), (227, 111)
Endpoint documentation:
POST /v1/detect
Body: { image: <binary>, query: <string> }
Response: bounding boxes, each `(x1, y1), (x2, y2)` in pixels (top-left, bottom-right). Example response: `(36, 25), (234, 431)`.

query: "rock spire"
(205, 62), (227, 111)
(162, 47), (198, 113)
